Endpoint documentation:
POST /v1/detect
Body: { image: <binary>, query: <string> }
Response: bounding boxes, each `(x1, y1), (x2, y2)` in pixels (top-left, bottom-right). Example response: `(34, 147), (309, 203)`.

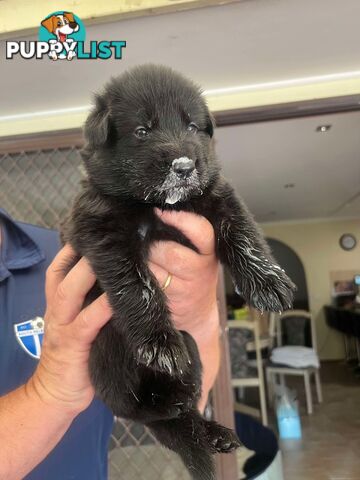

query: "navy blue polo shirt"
(0, 208), (114, 480)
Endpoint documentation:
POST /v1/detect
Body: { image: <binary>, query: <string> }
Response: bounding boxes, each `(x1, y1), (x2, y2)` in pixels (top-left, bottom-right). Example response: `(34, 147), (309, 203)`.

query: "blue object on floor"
(234, 412), (279, 479)
(276, 400), (302, 439)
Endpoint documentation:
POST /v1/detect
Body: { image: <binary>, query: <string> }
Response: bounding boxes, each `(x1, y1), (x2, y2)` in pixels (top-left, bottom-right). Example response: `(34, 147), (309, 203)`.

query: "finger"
(154, 209), (215, 255)
(148, 240), (203, 281)
(147, 260), (181, 294)
(147, 261), (168, 286)
(71, 293), (112, 344)
(45, 244), (77, 305)
(148, 260), (196, 316)
(49, 257), (97, 326)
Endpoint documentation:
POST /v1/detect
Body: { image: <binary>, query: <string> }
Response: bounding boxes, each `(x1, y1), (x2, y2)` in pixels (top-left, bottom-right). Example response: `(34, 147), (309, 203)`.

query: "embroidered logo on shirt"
(14, 317), (44, 359)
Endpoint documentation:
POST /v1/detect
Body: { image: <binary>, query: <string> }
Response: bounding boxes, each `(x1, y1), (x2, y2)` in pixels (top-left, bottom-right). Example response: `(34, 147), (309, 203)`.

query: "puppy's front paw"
(136, 330), (190, 376)
(254, 266), (295, 312)
(236, 262), (296, 312)
(67, 51), (76, 61)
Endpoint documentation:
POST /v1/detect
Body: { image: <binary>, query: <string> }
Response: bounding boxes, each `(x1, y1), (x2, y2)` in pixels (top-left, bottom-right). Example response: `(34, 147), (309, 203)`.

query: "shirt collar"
(0, 208), (45, 281)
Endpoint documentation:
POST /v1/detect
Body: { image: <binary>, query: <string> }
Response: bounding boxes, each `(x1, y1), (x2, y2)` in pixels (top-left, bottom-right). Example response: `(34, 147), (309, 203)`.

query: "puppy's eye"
(187, 122), (199, 134)
(134, 127), (149, 139)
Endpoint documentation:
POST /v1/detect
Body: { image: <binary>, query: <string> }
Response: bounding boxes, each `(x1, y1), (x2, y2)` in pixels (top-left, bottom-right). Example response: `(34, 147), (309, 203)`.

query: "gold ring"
(162, 273), (172, 291)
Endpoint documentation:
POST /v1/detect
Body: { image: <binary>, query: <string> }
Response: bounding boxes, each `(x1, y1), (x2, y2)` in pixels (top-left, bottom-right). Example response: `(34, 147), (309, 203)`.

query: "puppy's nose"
(172, 157), (195, 178)
(69, 22), (77, 28)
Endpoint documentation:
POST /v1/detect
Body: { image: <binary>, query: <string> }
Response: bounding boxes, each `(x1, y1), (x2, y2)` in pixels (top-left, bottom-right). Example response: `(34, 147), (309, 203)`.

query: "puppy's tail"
(147, 410), (240, 480)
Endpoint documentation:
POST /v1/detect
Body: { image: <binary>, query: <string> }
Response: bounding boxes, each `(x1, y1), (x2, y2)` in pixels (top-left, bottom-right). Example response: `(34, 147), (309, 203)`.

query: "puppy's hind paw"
(205, 421), (241, 454)
(136, 330), (190, 377)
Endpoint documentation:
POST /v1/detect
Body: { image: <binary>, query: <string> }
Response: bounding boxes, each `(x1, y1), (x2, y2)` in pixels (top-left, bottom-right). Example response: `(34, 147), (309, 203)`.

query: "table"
(324, 305), (360, 364)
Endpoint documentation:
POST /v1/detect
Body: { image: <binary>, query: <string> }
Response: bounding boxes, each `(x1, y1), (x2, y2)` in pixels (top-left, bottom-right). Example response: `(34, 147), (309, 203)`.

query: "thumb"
(154, 208), (215, 255)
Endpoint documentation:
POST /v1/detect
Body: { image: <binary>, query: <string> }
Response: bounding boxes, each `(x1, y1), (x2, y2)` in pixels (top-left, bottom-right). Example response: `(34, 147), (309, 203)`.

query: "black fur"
(62, 64), (295, 479)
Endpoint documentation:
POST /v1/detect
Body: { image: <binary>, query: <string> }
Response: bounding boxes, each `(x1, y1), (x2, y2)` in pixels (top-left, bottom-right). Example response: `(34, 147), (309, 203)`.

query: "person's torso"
(0, 215), (114, 480)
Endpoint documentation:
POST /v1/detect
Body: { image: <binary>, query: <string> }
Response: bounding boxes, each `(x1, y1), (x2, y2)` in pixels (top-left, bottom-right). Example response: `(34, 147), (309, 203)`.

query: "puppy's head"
(82, 64), (219, 205)
(41, 12), (78, 38)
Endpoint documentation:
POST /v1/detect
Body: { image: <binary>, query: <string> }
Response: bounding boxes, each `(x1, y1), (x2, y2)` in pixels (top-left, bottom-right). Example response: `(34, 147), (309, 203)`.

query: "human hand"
(148, 209), (221, 410)
(28, 245), (112, 416)
(149, 209), (219, 332)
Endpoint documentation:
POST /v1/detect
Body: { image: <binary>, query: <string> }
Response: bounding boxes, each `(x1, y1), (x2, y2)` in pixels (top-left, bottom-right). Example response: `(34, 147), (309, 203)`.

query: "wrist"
(193, 304), (221, 412)
(26, 372), (83, 420)
(186, 301), (220, 340)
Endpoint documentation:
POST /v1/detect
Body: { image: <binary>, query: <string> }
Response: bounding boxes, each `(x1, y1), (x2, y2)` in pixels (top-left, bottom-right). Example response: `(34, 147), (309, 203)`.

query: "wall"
(262, 218), (360, 360)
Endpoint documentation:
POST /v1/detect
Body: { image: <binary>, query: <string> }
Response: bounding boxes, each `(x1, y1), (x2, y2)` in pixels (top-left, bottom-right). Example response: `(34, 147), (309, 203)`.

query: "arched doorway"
(267, 238), (309, 311)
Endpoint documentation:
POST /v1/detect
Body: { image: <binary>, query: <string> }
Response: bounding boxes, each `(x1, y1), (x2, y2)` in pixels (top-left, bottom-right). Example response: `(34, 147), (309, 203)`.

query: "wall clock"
(339, 233), (357, 251)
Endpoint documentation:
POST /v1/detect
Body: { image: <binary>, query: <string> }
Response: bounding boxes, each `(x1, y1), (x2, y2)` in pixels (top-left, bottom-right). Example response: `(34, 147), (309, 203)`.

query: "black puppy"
(63, 64), (295, 480)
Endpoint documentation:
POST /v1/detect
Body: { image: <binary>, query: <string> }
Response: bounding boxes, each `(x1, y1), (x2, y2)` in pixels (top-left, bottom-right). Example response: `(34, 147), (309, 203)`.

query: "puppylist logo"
(6, 11), (126, 61)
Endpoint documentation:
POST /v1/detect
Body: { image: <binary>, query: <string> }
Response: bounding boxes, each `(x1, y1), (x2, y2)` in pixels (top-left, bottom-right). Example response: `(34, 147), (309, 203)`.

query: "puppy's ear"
(41, 15), (56, 33)
(64, 12), (75, 23)
(205, 112), (215, 138)
(84, 96), (114, 147)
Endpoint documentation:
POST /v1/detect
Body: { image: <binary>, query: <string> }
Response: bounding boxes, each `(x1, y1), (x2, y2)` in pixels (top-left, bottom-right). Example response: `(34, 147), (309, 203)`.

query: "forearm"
(0, 377), (76, 480)
(189, 304), (220, 412)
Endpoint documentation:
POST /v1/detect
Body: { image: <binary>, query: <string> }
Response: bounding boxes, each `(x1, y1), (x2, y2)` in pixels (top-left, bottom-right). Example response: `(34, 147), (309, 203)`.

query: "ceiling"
(216, 111), (360, 222)
(0, 0), (359, 223)
(1, 0), (360, 115)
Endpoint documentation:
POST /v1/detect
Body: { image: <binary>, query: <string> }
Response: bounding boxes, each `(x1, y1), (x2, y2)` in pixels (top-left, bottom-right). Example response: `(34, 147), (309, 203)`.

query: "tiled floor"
(273, 361), (360, 480)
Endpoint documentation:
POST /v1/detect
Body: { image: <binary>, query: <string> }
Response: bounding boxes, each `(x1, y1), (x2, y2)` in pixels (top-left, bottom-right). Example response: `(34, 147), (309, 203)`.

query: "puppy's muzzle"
(171, 157), (195, 179)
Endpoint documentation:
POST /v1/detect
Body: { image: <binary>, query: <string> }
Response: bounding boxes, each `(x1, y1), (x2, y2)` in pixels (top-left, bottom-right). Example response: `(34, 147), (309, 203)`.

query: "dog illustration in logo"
(41, 12), (79, 61)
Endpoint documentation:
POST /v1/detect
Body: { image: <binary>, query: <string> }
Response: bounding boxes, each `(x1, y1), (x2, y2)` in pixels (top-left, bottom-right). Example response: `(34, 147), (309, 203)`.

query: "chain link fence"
(0, 147), (83, 229)
(0, 145), (190, 479)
